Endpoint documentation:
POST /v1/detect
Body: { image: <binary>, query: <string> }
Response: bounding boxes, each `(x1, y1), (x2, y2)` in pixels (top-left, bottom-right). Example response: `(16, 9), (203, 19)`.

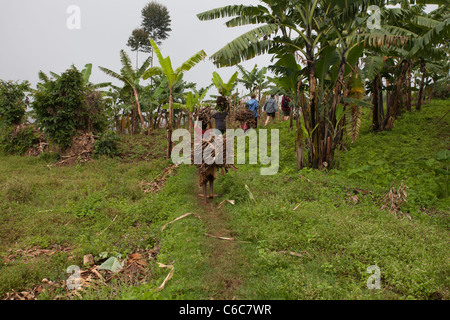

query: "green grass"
(213, 169), (448, 299)
(209, 100), (449, 299)
(0, 131), (174, 298)
(0, 100), (448, 300)
(0, 129), (226, 300)
(336, 99), (450, 214)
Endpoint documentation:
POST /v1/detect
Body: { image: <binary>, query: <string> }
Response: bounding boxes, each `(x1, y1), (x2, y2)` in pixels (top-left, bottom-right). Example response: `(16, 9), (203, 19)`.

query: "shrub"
(93, 131), (120, 158)
(0, 124), (41, 155)
(0, 80), (30, 126)
(32, 68), (107, 148)
(432, 77), (450, 100)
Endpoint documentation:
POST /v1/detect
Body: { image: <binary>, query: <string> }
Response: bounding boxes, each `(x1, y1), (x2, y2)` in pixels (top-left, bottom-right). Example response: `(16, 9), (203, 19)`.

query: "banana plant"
(161, 87), (210, 132)
(37, 63), (110, 91)
(211, 71), (238, 97)
(81, 63), (111, 89)
(143, 38), (206, 158)
(99, 51), (151, 134)
(236, 64), (270, 100)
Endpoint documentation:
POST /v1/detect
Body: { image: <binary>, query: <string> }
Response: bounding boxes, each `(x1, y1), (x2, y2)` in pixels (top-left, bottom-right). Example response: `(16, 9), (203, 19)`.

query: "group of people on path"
(198, 94), (292, 136)
(245, 93), (292, 128)
(195, 94), (291, 204)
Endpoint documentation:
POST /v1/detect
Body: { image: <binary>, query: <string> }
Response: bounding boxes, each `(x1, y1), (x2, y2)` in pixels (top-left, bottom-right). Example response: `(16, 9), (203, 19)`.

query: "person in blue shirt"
(247, 94), (259, 128)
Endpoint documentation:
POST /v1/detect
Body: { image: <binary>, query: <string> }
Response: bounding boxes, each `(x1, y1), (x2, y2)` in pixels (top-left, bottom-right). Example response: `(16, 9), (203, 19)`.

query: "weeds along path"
(195, 191), (248, 300)
(149, 164), (249, 300)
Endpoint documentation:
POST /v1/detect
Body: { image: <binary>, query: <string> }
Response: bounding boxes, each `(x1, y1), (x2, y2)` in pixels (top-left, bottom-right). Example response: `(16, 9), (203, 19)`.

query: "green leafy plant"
(1, 125), (41, 155)
(93, 131), (120, 158)
(434, 149), (449, 198)
(143, 38), (206, 158)
(32, 68), (107, 148)
(431, 77), (450, 99)
(0, 80), (30, 126)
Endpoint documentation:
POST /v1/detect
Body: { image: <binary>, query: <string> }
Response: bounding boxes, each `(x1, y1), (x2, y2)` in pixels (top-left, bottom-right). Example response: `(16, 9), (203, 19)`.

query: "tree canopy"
(141, 1), (172, 45)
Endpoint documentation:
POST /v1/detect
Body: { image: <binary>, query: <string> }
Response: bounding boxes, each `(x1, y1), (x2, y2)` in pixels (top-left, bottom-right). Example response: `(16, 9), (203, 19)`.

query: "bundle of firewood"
(193, 106), (213, 125)
(216, 95), (229, 112)
(192, 135), (236, 177)
(234, 108), (256, 128)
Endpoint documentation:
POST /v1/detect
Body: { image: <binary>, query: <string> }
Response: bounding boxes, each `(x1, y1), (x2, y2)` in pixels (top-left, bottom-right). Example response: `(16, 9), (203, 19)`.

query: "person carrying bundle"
(263, 94), (277, 126)
(235, 108), (256, 132)
(211, 95), (229, 135)
(211, 110), (228, 135)
(193, 135), (236, 204)
(193, 106), (213, 139)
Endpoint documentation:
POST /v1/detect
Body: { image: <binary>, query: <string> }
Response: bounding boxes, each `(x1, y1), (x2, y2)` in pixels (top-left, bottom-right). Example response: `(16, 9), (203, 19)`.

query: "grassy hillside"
(0, 100), (448, 300)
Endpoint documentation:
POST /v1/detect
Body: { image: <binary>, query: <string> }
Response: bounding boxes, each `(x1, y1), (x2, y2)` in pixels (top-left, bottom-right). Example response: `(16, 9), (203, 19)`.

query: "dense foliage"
(93, 131), (120, 159)
(0, 125), (40, 156)
(0, 0), (448, 301)
(0, 80), (30, 126)
(432, 76), (450, 99)
(198, 0), (449, 170)
(32, 68), (107, 148)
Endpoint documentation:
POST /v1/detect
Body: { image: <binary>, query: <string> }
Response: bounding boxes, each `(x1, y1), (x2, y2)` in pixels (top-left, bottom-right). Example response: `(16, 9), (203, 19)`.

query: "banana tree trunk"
(289, 107), (293, 131)
(324, 54), (347, 166)
(130, 93), (137, 135)
(132, 87), (146, 134)
(176, 109), (183, 129)
(167, 87), (174, 159)
(295, 113), (304, 170)
(147, 112), (153, 134)
(329, 55), (347, 129)
(405, 61), (412, 111)
(386, 59), (409, 127)
(427, 85), (433, 104)
(187, 111), (193, 134)
(416, 58), (426, 111)
(306, 47), (321, 169)
(372, 74), (383, 131)
(154, 106), (161, 129)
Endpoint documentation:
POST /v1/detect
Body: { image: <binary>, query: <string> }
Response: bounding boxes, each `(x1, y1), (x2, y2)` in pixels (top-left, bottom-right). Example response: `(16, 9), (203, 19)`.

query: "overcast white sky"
(0, 1), (438, 99)
(0, 0), (273, 98)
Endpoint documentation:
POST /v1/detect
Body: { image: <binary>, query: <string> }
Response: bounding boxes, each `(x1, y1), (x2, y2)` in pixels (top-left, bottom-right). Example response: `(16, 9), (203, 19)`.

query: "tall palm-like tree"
(237, 64), (271, 100)
(99, 50), (152, 134)
(143, 39), (206, 158)
(126, 28), (152, 69)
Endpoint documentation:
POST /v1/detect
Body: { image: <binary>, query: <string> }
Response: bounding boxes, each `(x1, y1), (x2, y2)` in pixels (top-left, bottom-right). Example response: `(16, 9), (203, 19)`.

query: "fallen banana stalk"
(161, 212), (201, 231)
(205, 233), (250, 243)
(157, 262), (175, 291)
(205, 233), (235, 241)
(217, 199), (235, 209)
(90, 267), (105, 281)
